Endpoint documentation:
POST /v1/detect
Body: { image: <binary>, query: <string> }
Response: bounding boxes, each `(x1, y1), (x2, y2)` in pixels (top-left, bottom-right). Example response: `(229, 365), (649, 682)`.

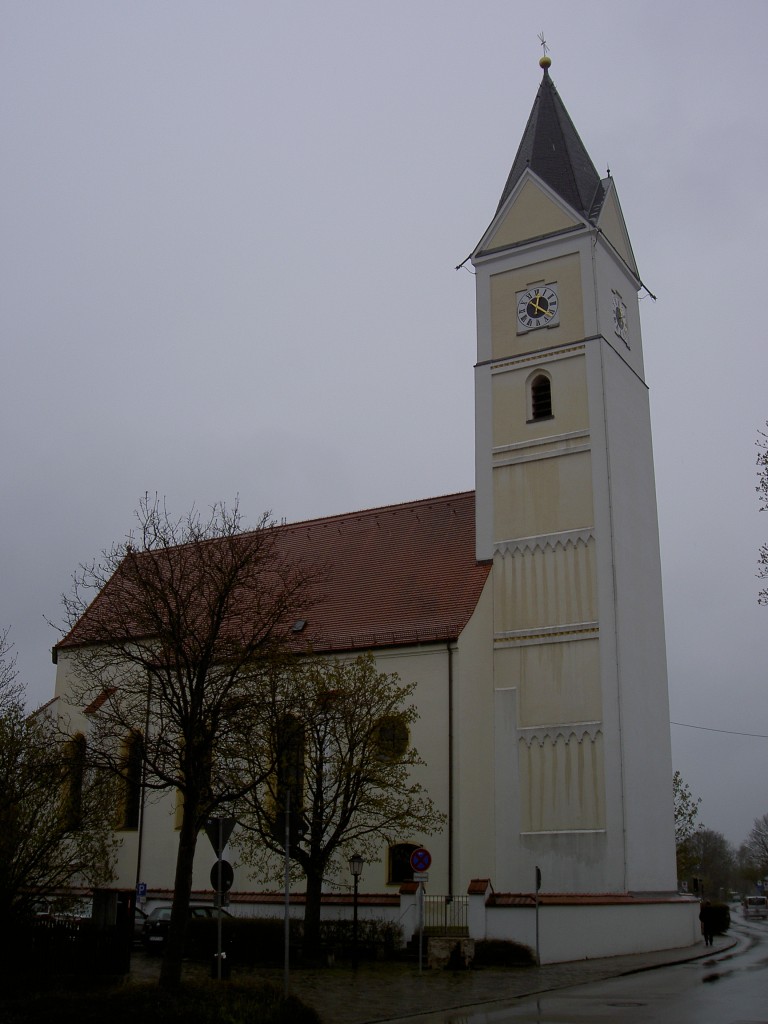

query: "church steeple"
(496, 57), (605, 220)
(471, 56), (675, 902)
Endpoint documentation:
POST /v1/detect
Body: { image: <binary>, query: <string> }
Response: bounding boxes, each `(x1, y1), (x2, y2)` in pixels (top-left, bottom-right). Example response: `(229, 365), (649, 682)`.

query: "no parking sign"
(410, 847), (432, 873)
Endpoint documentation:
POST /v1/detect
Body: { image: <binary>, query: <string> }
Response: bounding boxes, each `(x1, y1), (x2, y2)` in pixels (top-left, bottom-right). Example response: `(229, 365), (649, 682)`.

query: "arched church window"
(388, 842), (419, 885)
(62, 733), (86, 831)
(119, 730), (143, 830)
(277, 713), (305, 810)
(271, 713), (306, 843)
(529, 373), (553, 421)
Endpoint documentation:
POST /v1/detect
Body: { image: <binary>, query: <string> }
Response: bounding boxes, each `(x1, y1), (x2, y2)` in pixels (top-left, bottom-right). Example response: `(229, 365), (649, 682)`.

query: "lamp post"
(349, 853), (363, 970)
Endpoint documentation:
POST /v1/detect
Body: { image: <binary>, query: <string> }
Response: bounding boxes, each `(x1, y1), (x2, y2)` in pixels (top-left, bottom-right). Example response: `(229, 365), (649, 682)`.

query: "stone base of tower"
(464, 881), (701, 965)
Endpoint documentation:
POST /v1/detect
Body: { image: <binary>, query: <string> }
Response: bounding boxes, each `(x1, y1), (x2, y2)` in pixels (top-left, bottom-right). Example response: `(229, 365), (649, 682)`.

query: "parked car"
(141, 904), (232, 951)
(133, 906), (148, 946)
(742, 896), (768, 920)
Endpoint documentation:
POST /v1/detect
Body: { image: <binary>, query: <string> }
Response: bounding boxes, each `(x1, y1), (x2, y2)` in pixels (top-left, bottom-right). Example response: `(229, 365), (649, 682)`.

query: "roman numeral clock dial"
(612, 291), (629, 344)
(516, 284), (559, 332)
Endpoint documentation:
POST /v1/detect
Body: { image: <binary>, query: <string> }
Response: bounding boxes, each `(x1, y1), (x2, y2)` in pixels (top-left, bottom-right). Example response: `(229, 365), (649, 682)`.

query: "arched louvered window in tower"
(530, 373), (552, 420)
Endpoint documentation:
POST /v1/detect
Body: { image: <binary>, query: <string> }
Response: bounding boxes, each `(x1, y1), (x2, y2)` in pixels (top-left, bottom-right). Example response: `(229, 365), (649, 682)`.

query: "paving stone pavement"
(274, 938), (734, 1024)
(131, 936), (735, 1024)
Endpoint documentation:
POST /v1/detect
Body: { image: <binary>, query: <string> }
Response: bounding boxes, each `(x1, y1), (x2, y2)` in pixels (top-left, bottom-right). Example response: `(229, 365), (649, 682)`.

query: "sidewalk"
(133, 934), (736, 1024)
(276, 936), (736, 1024)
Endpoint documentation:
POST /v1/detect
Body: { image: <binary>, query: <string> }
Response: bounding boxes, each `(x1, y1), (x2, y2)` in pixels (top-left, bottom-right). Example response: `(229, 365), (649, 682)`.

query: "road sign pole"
(284, 789), (290, 999)
(204, 816), (235, 981)
(418, 881), (424, 974)
(408, 847), (431, 974)
(217, 818), (223, 979)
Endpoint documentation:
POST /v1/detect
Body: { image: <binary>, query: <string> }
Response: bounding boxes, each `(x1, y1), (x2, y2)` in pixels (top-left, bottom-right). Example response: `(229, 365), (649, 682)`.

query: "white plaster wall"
(491, 350), (589, 444)
(367, 644), (452, 892)
(482, 900), (701, 963)
(487, 176), (579, 253)
(53, 642), (459, 901)
(489, 250), (584, 359)
(593, 241), (645, 379)
(584, 339), (627, 893)
(474, 360), (493, 561)
(52, 650), (92, 736)
(601, 342), (676, 891)
(492, 687), (520, 891)
(584, 319), (675, 894)
(451, 576), (496, 890)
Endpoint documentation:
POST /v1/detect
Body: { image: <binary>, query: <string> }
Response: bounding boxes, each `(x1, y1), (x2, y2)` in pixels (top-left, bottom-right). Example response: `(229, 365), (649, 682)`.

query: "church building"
(52, 57), (697, 960)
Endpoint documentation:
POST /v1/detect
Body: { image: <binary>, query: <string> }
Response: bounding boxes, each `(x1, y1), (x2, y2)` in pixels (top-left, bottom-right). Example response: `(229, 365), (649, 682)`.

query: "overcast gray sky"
(2, 1), (766, 850)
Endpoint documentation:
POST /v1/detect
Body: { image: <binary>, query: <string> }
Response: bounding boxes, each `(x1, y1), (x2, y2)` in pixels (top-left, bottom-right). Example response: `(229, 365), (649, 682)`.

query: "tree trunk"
(302, 863), (324, 961)
(159, 800), (200, 989)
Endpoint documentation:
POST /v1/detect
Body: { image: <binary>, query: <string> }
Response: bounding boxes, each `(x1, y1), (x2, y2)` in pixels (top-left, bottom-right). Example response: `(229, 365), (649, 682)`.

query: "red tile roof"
(57, 492), (490, 656)
(83, 687), (117, 715)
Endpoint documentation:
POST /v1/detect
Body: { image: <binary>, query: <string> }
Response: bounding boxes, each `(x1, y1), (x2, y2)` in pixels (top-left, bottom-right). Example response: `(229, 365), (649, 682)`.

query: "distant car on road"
(742, 896), (768, 920)
(141, 904), (232, 951)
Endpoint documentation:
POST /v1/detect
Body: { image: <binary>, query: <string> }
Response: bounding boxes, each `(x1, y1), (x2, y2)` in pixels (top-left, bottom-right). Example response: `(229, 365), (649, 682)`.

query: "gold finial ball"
(539, 55), (551, 70)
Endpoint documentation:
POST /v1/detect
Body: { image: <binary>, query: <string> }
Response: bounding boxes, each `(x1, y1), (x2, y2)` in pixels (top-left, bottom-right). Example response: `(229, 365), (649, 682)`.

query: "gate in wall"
(423, 894), (468, 935)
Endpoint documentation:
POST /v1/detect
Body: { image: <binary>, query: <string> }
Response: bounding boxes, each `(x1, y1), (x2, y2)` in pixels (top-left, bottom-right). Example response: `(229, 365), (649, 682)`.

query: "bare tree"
(234, 653), (445, 958)
(0, 627), (23, 715)
(0, 628), (117, 926)
(57, 495), (315, 989)
(743, 812), (768, 877)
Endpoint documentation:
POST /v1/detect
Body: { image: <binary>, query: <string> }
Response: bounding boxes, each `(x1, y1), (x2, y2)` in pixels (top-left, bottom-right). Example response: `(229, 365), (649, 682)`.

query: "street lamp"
(348, 853), (364, 970)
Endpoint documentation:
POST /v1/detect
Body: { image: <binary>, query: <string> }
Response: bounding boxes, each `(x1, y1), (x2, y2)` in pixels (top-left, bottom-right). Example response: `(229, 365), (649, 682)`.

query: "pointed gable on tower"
(476, 57), (637, 280)
(496, 59), (603, 219)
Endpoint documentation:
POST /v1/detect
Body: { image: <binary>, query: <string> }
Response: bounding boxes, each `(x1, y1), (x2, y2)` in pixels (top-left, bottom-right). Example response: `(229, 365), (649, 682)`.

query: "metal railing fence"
(423, 895), (468, 934)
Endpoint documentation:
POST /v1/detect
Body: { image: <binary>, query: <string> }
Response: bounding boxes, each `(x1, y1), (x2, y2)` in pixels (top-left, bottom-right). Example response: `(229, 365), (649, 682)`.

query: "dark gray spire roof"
(497, 63), (604, 219)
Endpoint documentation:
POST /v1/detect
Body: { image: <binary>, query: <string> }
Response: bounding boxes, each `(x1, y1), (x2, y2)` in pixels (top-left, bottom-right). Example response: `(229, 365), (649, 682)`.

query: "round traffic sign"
(410, 847), (432, 873)
(210, 859), (234, 892)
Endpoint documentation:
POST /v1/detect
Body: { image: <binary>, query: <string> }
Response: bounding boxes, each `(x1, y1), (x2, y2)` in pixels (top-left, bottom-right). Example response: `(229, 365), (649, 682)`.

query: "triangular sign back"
(205, 816), (236, 857)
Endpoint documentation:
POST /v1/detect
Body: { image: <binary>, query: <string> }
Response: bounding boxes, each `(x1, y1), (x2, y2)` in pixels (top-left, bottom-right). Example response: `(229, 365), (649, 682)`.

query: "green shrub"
(472, 939), (535, 967)
(316, 918), (403, 959)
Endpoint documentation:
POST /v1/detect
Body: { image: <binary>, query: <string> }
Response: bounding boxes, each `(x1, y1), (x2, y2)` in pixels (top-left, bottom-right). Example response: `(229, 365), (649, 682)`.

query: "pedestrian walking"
(699, 900), (715, 946)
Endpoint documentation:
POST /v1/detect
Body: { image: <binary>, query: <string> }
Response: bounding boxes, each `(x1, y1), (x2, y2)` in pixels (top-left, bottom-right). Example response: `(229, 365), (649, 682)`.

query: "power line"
(671, 720), (768, 740)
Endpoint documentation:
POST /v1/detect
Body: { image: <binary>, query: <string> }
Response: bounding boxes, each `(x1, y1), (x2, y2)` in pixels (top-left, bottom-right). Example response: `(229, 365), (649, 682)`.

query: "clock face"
(517, 285), (559, 331)
(612, 293), (628, 342)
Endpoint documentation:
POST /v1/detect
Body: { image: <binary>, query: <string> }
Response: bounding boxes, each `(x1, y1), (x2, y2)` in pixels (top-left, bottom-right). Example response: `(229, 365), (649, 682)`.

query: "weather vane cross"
(537, 32), (549, 57)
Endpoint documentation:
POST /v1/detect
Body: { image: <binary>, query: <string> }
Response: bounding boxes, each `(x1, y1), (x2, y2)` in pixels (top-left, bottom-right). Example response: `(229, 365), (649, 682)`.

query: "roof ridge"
(278, 490), (475, 533)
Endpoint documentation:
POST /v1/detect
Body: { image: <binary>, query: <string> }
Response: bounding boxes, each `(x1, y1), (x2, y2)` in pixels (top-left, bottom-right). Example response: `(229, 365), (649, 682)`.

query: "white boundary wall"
(141, 884), (701, 966)
(462, 883), (701, 964)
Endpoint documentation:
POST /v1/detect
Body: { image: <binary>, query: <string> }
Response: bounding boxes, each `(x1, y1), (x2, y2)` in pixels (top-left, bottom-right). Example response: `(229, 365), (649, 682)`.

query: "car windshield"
(146, 905), (229, 921)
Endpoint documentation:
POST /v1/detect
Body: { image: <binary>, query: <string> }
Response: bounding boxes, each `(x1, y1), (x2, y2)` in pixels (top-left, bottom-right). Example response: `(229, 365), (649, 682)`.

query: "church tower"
(472, 57), (676, 894)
